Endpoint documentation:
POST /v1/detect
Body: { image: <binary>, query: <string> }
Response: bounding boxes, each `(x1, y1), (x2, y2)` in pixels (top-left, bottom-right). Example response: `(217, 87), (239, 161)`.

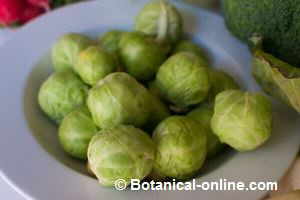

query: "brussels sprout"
(74, 46), (117, 85)
(252, 36), (300, 113)
(99, 30), (124, 55)
(208, 69), (239, 102)
(211, 90), (272, 152)
(99, 30), (124, 66)
(135, 0), (183, 44)
(173, 40), (209, 66)
(88, 125), (155, 187)
(38, 70), (89, 123)
(119, 32), (168, 81)
(58, 106), (98, 160)
(52, 33), (94, 71)
(187, 104), (224, 158)
(153, 116), (207, 179)
(155, 52), (210, 108)
(87, 72), (152, 129)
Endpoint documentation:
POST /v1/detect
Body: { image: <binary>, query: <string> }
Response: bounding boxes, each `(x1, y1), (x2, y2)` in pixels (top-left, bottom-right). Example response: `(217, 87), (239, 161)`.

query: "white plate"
(0, 1), (299, 200)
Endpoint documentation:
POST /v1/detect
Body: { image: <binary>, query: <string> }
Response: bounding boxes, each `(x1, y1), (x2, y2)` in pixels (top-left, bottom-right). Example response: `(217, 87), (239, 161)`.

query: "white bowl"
(0, 1), (299, 200)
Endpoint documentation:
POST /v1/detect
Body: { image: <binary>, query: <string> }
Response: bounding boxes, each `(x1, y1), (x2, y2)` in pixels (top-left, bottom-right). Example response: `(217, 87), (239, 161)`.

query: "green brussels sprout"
(135, 0), (183, 44)
(119, 32), (168, 81)
(52, 33), (94, 71)
(187, 104), (224, 158)
(88, 125), (155, 187)
(208, 69), (239, 102)
(155, 52), (210, 108)
(38, 69), (89, 123)
(153, 116), (207, 179)
(211, 90), (272, 152)
(74, 46), (117, 85)
(58, 106), (98, 160)
(87, 72), (152, 129)
(99, 30), (124, 66)
(251, 36), (300, 113)
(99, 30), (124, 55)
(173, 40), (209, 66)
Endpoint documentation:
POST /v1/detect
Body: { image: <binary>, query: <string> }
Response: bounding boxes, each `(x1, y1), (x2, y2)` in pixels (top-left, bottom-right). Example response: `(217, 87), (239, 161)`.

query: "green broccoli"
(223, 0), (300, 67)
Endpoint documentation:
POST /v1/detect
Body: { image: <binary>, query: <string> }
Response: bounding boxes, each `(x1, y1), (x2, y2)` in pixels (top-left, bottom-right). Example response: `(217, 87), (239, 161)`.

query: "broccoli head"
(223, 0), (300, 67)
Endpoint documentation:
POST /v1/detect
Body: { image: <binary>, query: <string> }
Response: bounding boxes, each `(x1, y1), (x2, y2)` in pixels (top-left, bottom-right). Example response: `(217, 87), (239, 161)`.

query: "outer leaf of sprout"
(253, 49), (300, 113)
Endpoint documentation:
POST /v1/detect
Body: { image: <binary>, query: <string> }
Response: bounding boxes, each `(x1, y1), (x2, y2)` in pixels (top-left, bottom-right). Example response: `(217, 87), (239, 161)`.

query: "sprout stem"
(249, 33), (263, 50)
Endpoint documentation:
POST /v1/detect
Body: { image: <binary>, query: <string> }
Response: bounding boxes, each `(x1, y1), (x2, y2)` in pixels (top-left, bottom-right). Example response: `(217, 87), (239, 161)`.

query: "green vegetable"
(58, 106), (98, 160)
(208, 69), (239, 102)
(99, 30), (124, 55)
(88, 125), (155, 187)
(74, 46), (117, 85)
(223, 0), (300, 66)
(153, 116), (207, 179)
(155, 52), (210, 108)
(173, 40), (209, 66)
(252, 36), (300, 113)
(211, 90), (272, 151)
(187, 104), (224, 158)
(99, 30), (124, 66)
(38, 69), (89, 123)
(135, 0), (183, 44)
(119, 32), (168, 81)
(87, 72), (152, 129)
(52, 33), (94, 71)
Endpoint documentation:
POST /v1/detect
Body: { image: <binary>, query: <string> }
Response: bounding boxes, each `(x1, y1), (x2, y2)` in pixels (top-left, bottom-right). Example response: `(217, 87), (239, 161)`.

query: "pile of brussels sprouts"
(38, 0), (273, 187)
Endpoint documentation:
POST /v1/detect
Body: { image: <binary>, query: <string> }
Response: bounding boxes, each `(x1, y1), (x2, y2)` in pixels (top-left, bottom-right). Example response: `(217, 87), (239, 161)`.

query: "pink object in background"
(20, 3), (44, 23)
(264, 157), (300, 199)
(0, 0), (26, 25)
(27, 0), (50, 10)
(0, 0), (49, 26)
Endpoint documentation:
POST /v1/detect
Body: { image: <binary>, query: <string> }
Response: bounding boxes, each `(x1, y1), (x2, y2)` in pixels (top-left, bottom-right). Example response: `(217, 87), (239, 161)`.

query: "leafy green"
(253, 49), (300, 113)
